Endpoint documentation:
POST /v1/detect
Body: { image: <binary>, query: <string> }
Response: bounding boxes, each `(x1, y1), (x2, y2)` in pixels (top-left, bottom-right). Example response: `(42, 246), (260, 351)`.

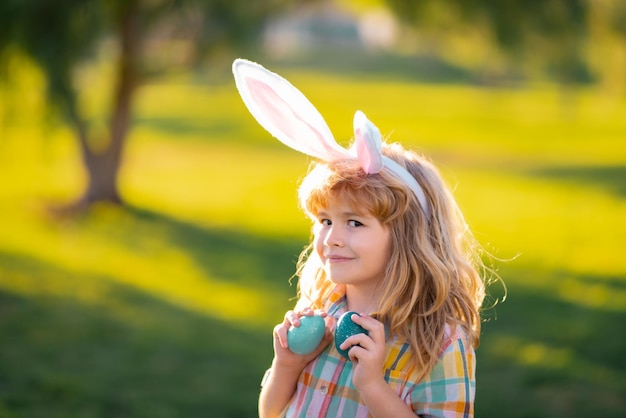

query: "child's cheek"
(313, 231), (326, 258)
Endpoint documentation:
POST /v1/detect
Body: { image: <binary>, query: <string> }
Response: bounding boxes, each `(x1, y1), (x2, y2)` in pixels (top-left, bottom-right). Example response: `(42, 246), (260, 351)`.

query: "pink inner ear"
(355, 128), (373, 173)
(246, 78), (325, 147)
(354, 128), (383, 174)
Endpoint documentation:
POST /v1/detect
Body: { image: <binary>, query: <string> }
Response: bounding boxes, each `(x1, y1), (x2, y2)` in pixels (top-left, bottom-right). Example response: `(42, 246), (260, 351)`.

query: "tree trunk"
(79, 1), (140, 207)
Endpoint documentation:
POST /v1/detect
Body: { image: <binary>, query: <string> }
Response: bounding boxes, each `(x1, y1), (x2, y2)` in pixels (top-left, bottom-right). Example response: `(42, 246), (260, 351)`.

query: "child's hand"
(272, 307), (333, 373)
(339, 313), (387, 392)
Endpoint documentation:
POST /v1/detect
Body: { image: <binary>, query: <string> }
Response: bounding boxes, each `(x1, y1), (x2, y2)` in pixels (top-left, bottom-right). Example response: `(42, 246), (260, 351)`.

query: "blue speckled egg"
(334, 311), (368, 360)
(287, 315), (325, 355)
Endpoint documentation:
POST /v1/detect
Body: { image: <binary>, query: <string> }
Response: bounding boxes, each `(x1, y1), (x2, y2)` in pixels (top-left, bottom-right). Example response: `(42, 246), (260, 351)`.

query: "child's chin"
(327, 275), (352, 285)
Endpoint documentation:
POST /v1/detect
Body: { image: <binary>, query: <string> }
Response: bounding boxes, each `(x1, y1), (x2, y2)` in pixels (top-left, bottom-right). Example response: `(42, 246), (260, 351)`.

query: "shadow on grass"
(0, 250), (272, 418)
(528, 164), (626, 198)
(477, 265), (626, 418)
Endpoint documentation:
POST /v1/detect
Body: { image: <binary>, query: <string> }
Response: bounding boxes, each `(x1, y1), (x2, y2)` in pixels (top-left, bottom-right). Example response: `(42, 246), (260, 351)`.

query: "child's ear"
(232, 58), (347, 161)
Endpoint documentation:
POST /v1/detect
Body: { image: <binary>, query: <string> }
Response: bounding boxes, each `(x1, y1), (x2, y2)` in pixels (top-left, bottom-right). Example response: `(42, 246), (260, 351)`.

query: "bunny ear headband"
(232, 58), (429, 216)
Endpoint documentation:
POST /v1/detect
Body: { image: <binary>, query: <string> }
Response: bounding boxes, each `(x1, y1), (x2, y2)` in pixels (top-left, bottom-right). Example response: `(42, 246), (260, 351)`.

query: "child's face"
(313, 193), (391, 293)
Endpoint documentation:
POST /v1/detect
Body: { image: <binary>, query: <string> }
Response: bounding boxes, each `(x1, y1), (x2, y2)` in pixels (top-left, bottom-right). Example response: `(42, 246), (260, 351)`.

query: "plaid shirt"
(282, 285), (476, 417)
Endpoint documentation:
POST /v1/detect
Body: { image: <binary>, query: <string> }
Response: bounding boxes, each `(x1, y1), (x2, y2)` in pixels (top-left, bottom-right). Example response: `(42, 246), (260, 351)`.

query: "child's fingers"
(342, 332), (384, 365)
(313, 309), (328, 318)
(347, 344), (365, 362)
(273, 323), (290, 349)
(300, 307), (314, 316)
(283, 310), (301, 327)
(350, 313), (385, 342)
(343, 336), (377, 363)
(339, 314), (386, 361)
(339, 333), (372, 352)
(283, 307), (326, 329)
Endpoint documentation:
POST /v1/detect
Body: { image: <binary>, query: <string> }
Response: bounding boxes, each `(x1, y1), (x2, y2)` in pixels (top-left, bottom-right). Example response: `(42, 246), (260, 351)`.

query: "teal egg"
(334, 311), (368, 360)
(287, 315), (326, 355)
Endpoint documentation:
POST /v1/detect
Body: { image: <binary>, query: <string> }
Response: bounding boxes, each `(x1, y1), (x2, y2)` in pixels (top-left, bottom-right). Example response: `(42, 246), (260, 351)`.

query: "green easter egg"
(334, 311), (368, 360)
(287, 315), (325, 355)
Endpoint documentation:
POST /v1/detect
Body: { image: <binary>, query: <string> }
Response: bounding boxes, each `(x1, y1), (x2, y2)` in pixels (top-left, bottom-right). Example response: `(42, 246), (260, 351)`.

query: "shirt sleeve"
(410, 336), (476, 418)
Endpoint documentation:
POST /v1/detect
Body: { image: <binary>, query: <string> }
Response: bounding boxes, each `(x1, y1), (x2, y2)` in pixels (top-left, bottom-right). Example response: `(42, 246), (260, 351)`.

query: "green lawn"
(0, 66), (625, 417)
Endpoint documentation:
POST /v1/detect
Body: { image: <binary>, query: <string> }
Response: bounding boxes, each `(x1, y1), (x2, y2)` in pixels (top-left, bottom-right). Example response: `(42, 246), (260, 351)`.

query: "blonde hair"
(295, 142), (488, 377)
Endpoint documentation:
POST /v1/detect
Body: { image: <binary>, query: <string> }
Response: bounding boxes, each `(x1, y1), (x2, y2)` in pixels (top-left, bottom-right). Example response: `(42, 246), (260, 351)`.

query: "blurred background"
(0, 0), (624, 417)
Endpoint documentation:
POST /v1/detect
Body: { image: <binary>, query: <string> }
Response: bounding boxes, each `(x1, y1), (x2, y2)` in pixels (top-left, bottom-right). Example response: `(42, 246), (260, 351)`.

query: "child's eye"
(348, 220), (363, 227)
(320, 219), (332, 226)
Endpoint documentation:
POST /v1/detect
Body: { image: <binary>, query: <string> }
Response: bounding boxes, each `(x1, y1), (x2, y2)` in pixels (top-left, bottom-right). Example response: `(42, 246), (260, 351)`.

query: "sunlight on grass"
(556, 275), (626, 312)
(453, 169), (626, 276)
(486, 334), (626, 389)
(122, 135), (311, 239)
(0, 201), (289, 330)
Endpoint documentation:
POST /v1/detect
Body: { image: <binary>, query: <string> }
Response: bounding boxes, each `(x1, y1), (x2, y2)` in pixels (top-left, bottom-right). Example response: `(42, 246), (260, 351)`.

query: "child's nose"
(324, 225), (345, 247)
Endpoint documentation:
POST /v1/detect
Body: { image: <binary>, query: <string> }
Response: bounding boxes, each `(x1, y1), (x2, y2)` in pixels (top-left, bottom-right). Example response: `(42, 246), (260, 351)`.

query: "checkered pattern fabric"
(281, 285), (476, 417)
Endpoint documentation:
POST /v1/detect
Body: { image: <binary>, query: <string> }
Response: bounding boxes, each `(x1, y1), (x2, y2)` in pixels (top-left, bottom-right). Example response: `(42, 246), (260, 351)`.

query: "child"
(233, 59), (489, 418)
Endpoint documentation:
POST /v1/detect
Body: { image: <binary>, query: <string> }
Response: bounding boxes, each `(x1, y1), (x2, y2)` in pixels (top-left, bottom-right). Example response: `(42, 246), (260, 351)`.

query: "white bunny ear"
(232, 59), (349, 161)
(353, 111), (384, 174)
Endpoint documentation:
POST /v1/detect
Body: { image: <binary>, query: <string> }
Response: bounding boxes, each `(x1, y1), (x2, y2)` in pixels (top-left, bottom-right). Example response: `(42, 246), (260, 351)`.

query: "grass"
(0, 64), (625, 417)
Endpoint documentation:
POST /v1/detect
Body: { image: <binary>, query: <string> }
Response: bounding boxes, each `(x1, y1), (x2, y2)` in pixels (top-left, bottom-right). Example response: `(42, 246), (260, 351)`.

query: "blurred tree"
(384, 0), (591, 84)
(587, 0), (626, 95)
(0, 0), (301, 209)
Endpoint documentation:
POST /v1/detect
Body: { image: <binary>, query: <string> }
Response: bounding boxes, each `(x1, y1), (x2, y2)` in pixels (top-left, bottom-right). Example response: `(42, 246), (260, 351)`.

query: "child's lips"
(325, 254), (353, 263)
